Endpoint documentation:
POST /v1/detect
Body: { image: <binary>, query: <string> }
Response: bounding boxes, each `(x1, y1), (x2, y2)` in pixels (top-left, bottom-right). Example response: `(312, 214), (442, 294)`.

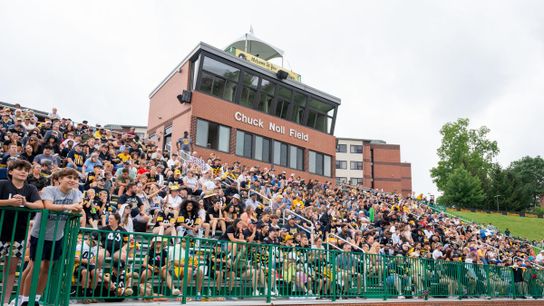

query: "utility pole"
(494, 195), (501, 212)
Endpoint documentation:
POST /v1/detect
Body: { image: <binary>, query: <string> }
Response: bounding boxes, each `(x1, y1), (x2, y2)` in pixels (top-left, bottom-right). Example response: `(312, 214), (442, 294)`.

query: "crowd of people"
(0, 104), (543, 305)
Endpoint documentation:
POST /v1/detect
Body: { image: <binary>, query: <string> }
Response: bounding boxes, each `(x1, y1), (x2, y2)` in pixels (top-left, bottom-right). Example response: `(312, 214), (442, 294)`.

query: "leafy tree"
(509, 156), (544, 207)
(487, 166), (532, 211)
(431, 118), (499, 192)
(440, 168), (485, 208)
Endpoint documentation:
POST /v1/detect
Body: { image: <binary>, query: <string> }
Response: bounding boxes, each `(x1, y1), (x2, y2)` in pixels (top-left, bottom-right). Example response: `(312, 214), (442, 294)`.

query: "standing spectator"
(176, 131), (192, 156)
(48, 107), (60, 120)
(0, 160), (43, 305)
(20, 168), (83, 306)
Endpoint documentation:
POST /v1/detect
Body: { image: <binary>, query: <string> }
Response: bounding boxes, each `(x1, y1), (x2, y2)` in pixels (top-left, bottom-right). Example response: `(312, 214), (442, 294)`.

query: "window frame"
(350, 144), (363, 154)
(195, 52), (338, 135)
(309, 150), (332, 177)
(350, 161), (363, 170)
(235, 129), (304, 171)
(336, 144), (347, 153)
(336, 160), (347, 169)
(194, 118), (231, 153)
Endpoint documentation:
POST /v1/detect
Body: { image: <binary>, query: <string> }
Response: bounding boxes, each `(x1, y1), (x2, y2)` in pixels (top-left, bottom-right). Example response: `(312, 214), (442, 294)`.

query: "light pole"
(494, 195), (502, 212)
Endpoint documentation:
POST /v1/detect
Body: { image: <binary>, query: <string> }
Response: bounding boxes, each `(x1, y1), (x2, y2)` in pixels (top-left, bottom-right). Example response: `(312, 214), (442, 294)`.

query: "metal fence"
(0, 207), (81, 306)
(67, 228), (544, 303)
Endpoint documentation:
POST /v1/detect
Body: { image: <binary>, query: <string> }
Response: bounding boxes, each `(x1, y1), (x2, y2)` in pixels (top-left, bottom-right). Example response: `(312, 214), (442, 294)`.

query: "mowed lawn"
(446, 209), (544, 242)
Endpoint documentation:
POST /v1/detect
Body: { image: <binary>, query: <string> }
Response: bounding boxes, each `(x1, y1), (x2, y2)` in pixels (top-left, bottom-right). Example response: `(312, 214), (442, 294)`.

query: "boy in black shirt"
(0, 160), (43, 305)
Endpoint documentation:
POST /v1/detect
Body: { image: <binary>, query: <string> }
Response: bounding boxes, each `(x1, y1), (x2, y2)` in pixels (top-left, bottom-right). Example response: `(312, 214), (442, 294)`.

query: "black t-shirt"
(98, 225), (127, 254)
(0, 180), (41, 241)
(118, 193), (143, 208)
(220, 225), (239, 241)
(207, 206), (220, 222)
(147, 248), (168, 268)
(153, 211), (177, 228)
(26, 174), (49, 191)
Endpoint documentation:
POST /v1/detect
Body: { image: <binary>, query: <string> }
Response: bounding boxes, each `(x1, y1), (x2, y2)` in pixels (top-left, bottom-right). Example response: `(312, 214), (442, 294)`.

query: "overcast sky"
(1, 0), (543, 195)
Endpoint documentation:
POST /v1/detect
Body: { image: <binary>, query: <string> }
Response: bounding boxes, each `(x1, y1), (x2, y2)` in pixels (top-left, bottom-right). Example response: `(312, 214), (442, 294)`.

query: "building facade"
(147, 42), (340, 182)
(336, 138), (412, 195)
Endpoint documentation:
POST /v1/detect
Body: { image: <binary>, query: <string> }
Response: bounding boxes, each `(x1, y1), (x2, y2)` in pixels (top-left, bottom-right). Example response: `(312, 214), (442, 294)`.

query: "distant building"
(336, 137), (412, 195)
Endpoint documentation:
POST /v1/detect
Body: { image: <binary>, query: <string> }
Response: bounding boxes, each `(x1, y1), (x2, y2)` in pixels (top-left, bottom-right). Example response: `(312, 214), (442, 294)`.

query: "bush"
(533, 207), (544, 216)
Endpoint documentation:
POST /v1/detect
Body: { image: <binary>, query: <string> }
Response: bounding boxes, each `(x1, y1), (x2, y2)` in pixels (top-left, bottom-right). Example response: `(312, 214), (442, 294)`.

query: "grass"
(446, 209), (544, 242)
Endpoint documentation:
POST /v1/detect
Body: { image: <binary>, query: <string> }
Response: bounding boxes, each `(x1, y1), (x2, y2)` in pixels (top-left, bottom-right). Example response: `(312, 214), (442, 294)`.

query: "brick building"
(336, 138), (412, 195)
(147, 40), (340, 182)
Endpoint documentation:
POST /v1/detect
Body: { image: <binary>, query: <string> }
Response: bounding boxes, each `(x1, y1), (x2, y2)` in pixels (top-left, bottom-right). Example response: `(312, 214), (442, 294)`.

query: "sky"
(1, 0), (543, 195)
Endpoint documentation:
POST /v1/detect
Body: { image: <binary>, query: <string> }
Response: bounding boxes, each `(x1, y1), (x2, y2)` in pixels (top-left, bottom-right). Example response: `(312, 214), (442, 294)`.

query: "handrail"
(284, 209), (313, 226)
(328, 232), (365, 253)
(282, 209), (315, 236)
(249, 189), (272, 204)
(511, 255), (544, 270)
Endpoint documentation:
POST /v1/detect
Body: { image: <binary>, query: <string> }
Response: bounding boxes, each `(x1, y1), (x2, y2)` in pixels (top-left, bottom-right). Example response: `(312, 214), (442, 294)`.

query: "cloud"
(0, 0), (542, 195)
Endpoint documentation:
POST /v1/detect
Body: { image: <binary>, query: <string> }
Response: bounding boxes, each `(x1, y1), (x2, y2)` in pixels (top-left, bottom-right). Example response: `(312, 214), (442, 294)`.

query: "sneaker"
(171, 288), (181, 296)
(398, 296), (406, 299)
(253, 289), (260, 296)
(194, 294), (202, 301)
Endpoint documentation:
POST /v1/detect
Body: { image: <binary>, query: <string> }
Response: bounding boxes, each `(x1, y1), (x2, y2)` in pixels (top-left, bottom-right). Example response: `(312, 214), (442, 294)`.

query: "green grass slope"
(446, 209), (544, 242)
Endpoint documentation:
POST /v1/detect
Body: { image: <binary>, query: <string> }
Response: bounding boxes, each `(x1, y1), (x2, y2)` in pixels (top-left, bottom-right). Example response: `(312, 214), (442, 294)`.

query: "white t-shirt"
(165, 195), (183, 210)
(432, 249), (443, 260)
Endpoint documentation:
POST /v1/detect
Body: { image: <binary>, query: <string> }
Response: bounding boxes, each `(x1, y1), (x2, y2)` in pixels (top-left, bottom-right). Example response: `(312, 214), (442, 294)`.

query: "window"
(336, 177), (347, 185)
(289, 145), (304, 170)
(239, 72), (259, 109)
(350, 161), (363, 170)
(253, 136), (271, 163)
(257, 79), (275, 114)
(350, 178), (363, 185)
(236, 131), (302, 170)
(336, 160), (347, 169)
(163, 126), (172, 154)
(336, 144), (347, 153)
(350, 145), (363, 154)
(306, 98), (335, 133)
(291, 93), (306, 124)
(274, 86), (291, 119)
(196, 119), (230, 152)
(272, 140), (288, 167)
(309, 151), (331, 177)
(199, 57), (240, 102)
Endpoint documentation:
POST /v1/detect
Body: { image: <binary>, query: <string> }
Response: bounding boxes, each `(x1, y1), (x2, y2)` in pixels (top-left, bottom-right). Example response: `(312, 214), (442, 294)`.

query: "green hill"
(446, 209), (544, 242)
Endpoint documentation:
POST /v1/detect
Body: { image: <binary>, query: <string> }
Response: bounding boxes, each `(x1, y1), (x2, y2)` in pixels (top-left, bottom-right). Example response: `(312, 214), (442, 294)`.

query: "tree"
(509, 156), (544, 207)
(440, 168), (485, 208)
(487, 166), (532, 212)
(431, 118), (499, 192)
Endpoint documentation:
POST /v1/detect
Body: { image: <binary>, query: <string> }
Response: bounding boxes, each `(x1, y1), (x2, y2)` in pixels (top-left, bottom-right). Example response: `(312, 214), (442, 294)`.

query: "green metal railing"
(68, 228), (544, 303)
(0, 207), (80, 306)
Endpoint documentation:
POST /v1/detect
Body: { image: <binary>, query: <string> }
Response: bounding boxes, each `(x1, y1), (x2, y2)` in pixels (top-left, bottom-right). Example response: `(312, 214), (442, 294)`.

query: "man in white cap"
(536, 249), (544, 264)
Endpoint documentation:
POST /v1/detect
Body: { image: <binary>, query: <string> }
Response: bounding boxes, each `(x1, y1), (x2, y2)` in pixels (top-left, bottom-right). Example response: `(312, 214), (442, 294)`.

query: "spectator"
(176, 131), (192, 156)
(20, 168), (82, 306)
(0, 160), (43, 305)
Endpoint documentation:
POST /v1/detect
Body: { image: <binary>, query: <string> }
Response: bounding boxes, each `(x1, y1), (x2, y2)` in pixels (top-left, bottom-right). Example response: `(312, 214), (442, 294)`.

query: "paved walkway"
(70, 297), (543, 306)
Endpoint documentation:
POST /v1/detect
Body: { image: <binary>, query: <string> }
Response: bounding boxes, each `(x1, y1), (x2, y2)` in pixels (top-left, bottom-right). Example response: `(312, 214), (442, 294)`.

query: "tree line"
(431, 118), (544, 212)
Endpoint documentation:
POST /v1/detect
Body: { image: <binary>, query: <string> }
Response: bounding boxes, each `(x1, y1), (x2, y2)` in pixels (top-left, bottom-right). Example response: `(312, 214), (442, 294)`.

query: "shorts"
(296, 271), (309, 284)
(29, 236), (64, 261)
(0, 240), (25, 259)
(174, 266), (189, 278)
(75, 264), (96, 279)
